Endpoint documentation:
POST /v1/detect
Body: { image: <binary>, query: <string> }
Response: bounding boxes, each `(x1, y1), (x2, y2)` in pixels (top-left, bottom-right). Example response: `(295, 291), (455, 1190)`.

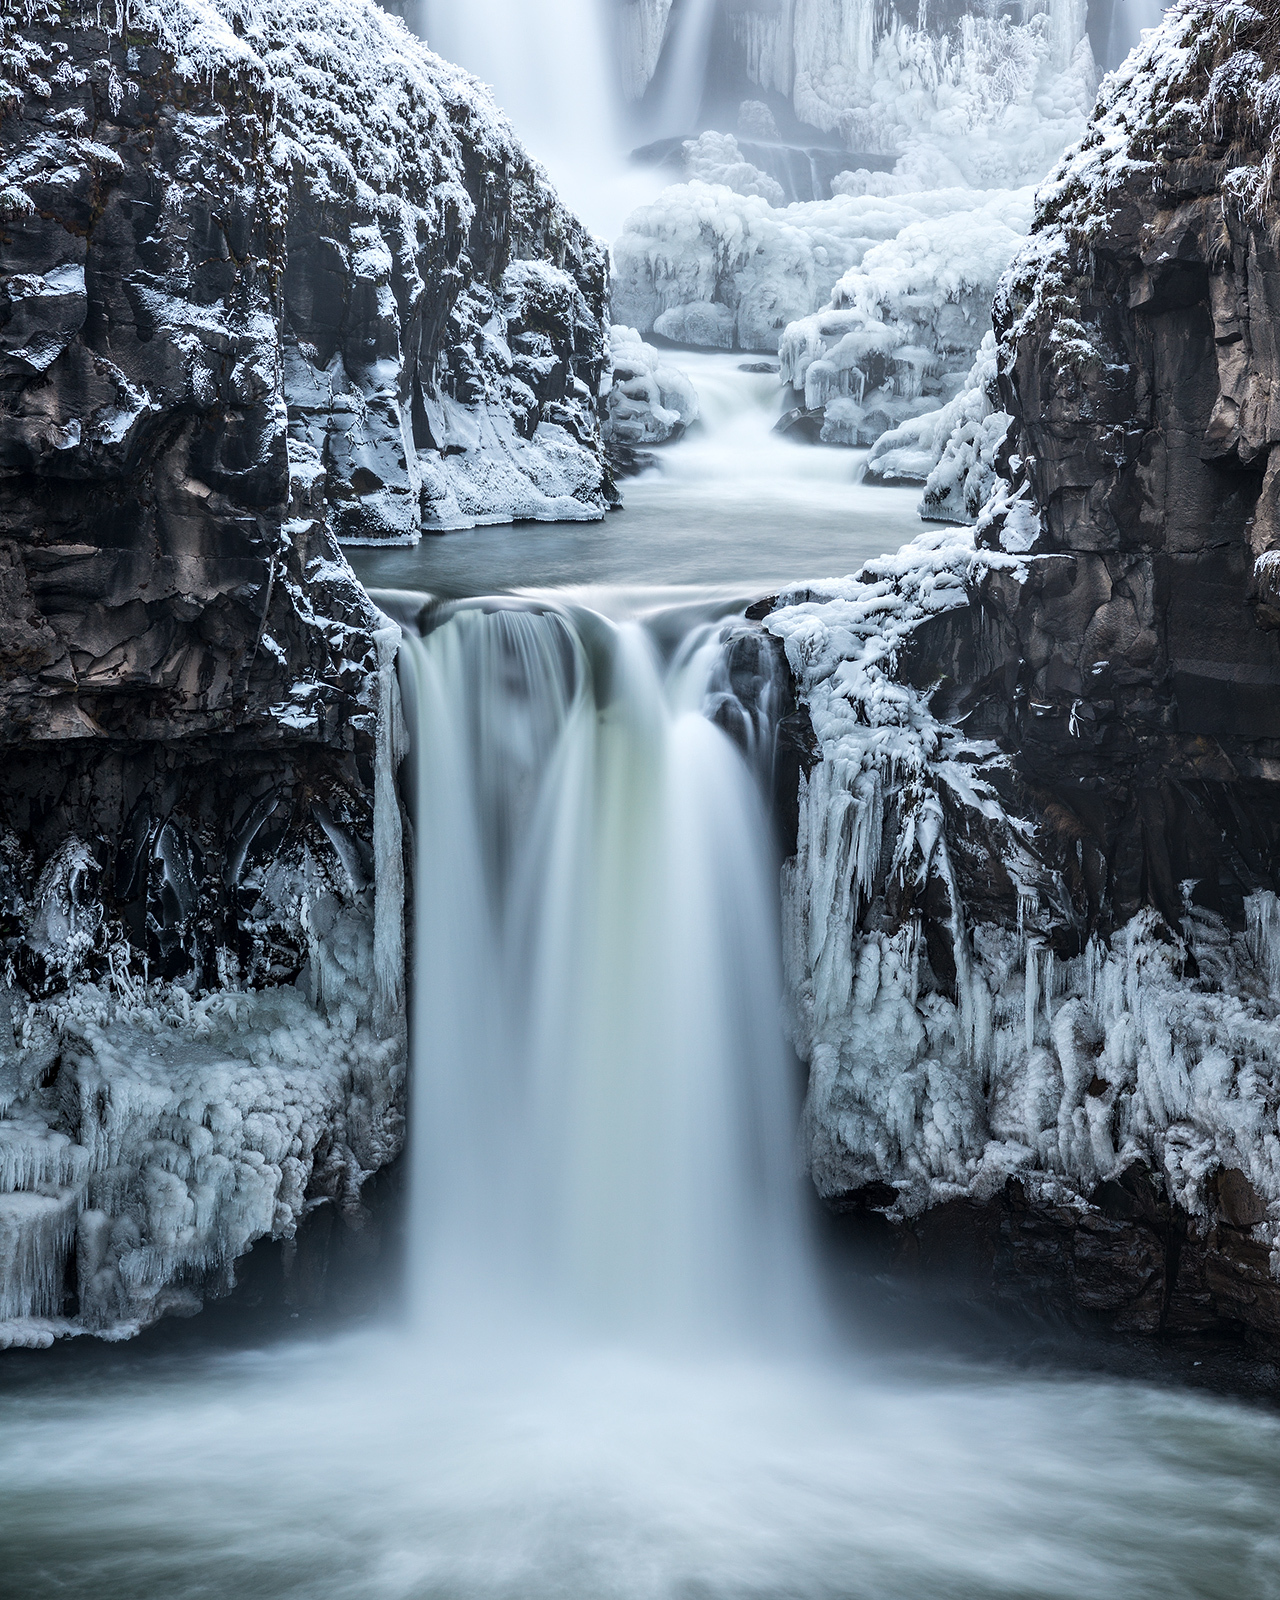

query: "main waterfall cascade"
(391, 594), (815, 1343)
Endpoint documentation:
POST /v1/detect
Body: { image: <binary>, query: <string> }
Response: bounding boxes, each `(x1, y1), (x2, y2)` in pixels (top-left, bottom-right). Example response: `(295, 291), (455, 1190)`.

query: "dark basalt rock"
(0, 0), (607, 1344)
(781, 8), (1280, 1361)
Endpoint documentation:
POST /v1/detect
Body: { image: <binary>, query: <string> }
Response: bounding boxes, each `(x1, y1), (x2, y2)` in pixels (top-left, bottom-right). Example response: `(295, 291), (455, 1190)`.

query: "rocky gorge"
(5, 0), (1280, 1384)
(0, 0), (612, 1345)
(759, 0), (1280, 1361)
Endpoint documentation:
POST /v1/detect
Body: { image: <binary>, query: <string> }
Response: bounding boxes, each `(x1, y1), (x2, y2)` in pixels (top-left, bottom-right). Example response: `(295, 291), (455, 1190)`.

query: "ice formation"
(613, 182), (1030, 358)
(616, 0), (676, 102)
(778, 189), (1032, 444)
(726, 0), (1097, 182)
(682, 131), (787, 206)
(602, 326), (699, 460)
(865, 332), (1012, 525)
(766, 531), (1280, 1259)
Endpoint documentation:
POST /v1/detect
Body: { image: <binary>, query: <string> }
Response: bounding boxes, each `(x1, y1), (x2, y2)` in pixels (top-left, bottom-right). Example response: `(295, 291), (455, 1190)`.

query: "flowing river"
(2, 358), (1280, 1597)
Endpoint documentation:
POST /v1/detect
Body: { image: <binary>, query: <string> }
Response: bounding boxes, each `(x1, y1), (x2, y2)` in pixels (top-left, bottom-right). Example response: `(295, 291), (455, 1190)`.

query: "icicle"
(1024, 940), (1041, 1052)
(373, 622), (407, 1029)
(1245, 890), (1280, 995)
(0, 1189), (79, 1321)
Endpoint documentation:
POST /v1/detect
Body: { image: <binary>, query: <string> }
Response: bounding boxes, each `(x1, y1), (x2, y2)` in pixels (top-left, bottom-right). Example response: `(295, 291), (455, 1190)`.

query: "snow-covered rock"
(778, 188), (1032, 443)
(763, 2), (1280, 1342)
(682, 131), (786, 205)
(865, 332), (1011, 525)
(613, 180), (1027, 357)
(602, 327), (699, 468)
(0, 1), (611, 557)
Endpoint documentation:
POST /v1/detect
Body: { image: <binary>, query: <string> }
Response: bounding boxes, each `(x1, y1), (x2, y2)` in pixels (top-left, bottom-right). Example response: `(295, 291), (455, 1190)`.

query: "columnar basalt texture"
(988, 0), (1280, 936)
(770, 5), (1280, 1359)
(0, 0), (606, 1347)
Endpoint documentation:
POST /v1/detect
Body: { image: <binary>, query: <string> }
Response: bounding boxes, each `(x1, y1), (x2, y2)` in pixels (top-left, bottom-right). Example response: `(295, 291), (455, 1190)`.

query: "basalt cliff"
(0, 0), (609, 1346)
(767, 1), (1280, 1360)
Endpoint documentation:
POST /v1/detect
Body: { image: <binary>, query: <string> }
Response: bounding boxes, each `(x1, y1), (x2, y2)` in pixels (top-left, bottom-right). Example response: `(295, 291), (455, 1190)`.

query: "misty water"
(7, 4), (1277, 1597)
(352, 356), (924, 602)
(5, 351), (1280, 1600)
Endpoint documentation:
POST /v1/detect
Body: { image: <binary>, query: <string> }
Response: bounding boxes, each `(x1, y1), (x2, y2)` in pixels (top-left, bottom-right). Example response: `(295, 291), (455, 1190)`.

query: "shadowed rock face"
(953, 9), (1280, 941)
(0, 5), (391, 980)
(1, 22), (298, 746)
(0, 0), (607, 1344)
(765, 10), (1280, 1366)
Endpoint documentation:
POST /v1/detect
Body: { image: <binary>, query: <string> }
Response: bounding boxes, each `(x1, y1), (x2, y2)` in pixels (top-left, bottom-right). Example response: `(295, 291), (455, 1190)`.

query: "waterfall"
(420, 0), (618, 169)
(393, 596), (814, 1346)
(645, 0), (720, 139)
(1103, 0), (1171, 64)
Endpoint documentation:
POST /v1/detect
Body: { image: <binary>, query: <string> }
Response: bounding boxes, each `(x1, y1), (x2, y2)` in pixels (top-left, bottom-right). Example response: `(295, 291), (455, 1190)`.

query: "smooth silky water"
(4, 346), (1280, 1598)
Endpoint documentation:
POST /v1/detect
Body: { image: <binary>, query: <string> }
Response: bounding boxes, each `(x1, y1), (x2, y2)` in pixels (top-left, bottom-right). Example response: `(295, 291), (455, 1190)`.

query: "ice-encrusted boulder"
(762, 3), (1280, 1350)
(682, 131), (786, 206)
(778, 188), (1031, 445)
(612, 180), (1026, 358)
(864, 332), (1011, 525)
(602, 326), (698, 473)
(0, 0), (609, 1347)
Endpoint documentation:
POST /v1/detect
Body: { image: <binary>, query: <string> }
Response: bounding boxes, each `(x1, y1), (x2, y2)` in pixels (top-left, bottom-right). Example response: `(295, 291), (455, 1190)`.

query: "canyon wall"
(773, 2), (1280, 1352)
(0, 0), (607, 1346)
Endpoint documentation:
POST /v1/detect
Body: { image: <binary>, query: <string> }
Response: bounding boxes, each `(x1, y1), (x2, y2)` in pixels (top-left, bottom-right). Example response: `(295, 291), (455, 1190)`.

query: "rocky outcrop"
(987, 0), (1280, 940)
(0, 0), (606, 1346)
(769, 4), (1280, 1359)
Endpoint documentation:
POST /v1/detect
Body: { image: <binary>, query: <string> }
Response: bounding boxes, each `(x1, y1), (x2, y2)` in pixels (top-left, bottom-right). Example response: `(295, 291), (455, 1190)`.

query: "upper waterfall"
(421, 0), (618, 167)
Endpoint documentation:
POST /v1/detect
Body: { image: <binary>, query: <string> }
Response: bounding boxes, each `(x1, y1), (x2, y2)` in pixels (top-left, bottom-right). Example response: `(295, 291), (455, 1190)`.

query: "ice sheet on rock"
(726, 0), (1097, 189)
(613, 182), (1032, 357)
(778, 192), (1032, 443)
(616, 0), (676, 101)
(769, 529), (1280, 1262)
(682, 132), (786, 206)
(603, 327), (699, 450)
(866, 333), (1011, 525)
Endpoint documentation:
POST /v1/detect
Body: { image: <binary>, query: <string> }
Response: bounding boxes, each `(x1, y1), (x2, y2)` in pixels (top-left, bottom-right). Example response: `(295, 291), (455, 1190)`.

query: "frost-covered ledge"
(767, 1), (1280, 1346)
